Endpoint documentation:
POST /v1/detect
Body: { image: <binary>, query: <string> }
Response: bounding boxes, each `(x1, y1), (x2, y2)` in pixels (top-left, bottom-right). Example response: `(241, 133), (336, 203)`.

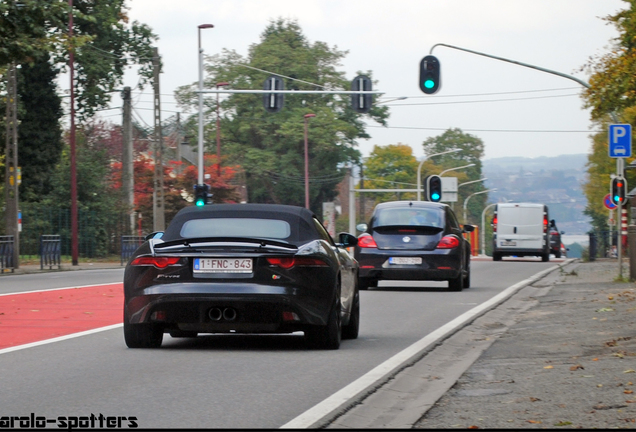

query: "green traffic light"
(424, 79), (435, 89)
(431, 193), (440, 200)
(196, 199), (205, 207)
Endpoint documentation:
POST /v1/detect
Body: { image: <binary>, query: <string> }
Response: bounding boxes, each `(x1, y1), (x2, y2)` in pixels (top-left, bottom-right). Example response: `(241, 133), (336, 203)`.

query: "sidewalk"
(1, 260), (123, 275)
(327, 259), (636, 429)
(414, 259), (636, 429)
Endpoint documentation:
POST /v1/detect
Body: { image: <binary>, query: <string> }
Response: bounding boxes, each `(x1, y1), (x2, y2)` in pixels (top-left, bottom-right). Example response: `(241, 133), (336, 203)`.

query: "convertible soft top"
(162, 204), (320, 244)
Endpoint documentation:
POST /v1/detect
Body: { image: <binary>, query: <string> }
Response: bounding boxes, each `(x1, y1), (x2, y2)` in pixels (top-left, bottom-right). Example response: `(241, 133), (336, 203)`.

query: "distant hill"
(482, 153), (590, 235)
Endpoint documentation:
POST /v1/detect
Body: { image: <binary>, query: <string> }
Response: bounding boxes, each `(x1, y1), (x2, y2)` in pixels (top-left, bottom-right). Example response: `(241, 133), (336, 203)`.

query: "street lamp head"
(198, 24), (214, 29)
(304, 113), (316, 119)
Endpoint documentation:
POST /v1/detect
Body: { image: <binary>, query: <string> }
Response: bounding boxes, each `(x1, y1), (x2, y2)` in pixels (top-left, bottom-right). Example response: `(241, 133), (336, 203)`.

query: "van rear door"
(496, 204), (544, 251)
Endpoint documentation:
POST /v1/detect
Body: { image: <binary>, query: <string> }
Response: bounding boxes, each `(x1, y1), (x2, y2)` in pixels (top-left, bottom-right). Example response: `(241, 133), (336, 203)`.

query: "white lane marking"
(280, 264), (561, 429)
(0, 324), (123, 355)
(0, 282), (122, 297)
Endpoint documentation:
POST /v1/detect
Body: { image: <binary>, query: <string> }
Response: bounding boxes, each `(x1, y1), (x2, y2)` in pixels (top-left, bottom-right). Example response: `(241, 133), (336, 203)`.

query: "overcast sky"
(95, 0), (626, 161)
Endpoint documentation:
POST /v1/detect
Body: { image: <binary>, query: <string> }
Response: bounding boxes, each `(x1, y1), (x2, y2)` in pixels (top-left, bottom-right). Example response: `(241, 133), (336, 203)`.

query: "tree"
(16, 52), (64, 202)
(581, 1), (636, 233)
(69, 0), (157, 119)
(175, 18), (388, 213)
(582, 1), (636, 124)
(0, 0), (70, 71)
(421, 128), (487, 223)
(362, 143), (418, 204)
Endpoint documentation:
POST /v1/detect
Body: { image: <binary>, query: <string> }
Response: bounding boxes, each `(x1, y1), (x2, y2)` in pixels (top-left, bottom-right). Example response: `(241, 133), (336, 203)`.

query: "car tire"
(306, 294), (341, 350)
(358, 277), (377, 290)
(342, 291), (360, 340)
(554, 251), (561, 258)
(492, 252), (502, 261)
(124, 322), (163, 348)
(463, 263), (471, 289)
(541, 253), (550, 262)
(448, 273), (463, 291)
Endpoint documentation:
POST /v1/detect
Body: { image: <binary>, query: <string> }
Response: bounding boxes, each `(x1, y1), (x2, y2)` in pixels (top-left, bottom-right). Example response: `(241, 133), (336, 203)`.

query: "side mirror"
(463, 224), (475, 232)
(356, 223), (368, 232)
(337, 233), (358, 247)
(145, 231), (164, 241)
(560, 231), (565, 235)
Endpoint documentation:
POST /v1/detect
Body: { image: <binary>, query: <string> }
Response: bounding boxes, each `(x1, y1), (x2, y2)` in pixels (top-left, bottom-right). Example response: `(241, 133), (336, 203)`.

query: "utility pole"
(152, 48), (165, 231)
(121, 86), (135, 235)
(4, 63), (19, 269)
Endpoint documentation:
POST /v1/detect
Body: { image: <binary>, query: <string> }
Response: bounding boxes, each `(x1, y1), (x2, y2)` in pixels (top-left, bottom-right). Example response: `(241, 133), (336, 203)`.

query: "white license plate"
(194, 258), (253, 273)
(501, 241), (517, 246)
(389, 257), (422, 265)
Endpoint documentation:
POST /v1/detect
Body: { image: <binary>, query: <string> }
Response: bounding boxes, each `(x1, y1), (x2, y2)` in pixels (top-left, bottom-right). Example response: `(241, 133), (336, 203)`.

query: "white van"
(492, 203), (550, 262)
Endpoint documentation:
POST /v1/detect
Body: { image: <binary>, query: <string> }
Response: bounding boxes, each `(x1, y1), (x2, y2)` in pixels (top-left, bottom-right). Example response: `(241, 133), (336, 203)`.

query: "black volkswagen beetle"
(354, 201), (473, 291)
(123, 204), (359, 349)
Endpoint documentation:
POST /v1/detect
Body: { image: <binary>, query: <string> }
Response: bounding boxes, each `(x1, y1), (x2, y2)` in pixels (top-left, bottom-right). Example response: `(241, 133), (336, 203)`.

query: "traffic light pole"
(430, 42), (625, 276)
(617, 157), (624, 278)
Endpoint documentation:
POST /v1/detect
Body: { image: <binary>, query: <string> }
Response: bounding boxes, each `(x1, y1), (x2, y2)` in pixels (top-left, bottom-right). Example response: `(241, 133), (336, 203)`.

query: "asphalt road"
(0, 259), (558, 428)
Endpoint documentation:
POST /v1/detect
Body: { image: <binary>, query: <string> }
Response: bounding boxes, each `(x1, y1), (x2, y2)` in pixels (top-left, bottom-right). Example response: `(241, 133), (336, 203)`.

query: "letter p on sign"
(609, 124), (632, 158)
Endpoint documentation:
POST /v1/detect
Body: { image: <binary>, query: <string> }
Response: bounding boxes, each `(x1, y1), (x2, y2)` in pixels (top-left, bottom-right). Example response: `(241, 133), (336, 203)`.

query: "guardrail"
(0, 235), (15, 273)
(40, 235), (61, 270)
(121, 235), (145, 266)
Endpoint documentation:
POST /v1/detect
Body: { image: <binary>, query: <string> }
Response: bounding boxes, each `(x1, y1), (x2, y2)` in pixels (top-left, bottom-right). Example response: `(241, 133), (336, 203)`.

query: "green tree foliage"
(0, 0), (70, 70)
(421, 128), (487, 223)
(69, 0), (157, 119)
(175, 18), (388, 213)
(581, 1), (636, 232)
(362, 143), (418, 204)
(16, 52), (64, 202)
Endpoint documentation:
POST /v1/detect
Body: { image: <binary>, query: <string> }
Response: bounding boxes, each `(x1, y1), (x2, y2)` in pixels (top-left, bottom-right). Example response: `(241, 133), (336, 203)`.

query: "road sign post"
(608, 125), (631, 279)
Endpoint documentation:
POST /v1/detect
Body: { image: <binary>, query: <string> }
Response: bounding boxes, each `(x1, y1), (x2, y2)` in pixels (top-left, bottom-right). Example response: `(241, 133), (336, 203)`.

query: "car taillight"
(492, 216), (497, 233)
(266, 257), (328, 269)
(550, 230), (558, 235)
(358, 234), (378, 248)
(130, 256), (180, 268)
(436, 235), (460, 249)
(543, 216), (548, 233)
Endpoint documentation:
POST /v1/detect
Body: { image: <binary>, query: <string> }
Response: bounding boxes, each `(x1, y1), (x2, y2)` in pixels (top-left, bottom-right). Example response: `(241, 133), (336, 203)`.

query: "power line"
(365, 125), (599, 133)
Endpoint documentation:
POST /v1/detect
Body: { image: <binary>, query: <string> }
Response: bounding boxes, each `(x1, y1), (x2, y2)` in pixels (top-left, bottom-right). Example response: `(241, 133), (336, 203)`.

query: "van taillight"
(492, 216), (498, 233)
(543, 216), (548, 233)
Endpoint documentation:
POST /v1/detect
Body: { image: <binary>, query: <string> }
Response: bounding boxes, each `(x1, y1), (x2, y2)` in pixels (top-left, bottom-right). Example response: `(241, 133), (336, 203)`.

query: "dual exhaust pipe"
(208, 307), (237, 322)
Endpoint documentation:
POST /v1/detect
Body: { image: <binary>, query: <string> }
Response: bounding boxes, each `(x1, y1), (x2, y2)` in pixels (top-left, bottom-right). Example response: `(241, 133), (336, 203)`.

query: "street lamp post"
(417, 149), (461, 201)
(439, 163), (475, 177)
(464, 188), (496, 224)
(481, 203), (497, 256)
(215, 81), (229, 177)
(303, 114), (316, 209)
(453, 177), (487, 212)
(197, 23), (214, 185)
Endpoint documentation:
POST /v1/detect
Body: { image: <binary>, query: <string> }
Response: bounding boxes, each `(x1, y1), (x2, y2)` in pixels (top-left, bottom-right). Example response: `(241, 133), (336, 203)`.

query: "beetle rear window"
(180, 218), (291, 239)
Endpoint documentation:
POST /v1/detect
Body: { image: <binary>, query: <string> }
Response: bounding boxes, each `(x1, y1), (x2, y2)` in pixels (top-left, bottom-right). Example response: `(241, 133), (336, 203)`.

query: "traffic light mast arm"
(429, 43), (592, 90)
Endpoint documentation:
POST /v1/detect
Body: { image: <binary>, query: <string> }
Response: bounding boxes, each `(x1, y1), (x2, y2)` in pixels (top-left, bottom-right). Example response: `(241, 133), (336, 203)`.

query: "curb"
(281, 259), (575, 429)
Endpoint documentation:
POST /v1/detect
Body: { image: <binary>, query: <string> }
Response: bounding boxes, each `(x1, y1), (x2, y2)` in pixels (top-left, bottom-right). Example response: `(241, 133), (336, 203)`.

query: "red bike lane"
(0, 283), (123, 350)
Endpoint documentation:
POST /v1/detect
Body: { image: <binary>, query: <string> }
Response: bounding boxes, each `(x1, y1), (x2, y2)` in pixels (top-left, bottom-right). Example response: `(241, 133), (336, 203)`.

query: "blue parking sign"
(609, 124), (632, 158)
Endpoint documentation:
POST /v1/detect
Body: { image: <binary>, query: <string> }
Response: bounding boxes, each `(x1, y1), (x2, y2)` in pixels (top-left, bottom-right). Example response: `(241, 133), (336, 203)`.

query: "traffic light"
(194, 184), (210, 207)
(263, 75), (284, 113)
(419, 55), (441, 94)
(426, 175), (442, 202)
(351, 75), (373, 113)
(611, 176), (627, 205)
